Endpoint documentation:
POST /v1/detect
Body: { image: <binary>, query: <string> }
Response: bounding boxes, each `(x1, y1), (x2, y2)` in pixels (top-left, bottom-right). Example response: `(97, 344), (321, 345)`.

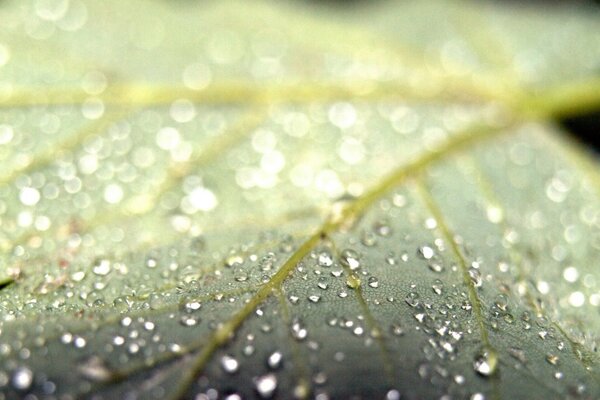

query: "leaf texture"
(0, 1), (600, 399)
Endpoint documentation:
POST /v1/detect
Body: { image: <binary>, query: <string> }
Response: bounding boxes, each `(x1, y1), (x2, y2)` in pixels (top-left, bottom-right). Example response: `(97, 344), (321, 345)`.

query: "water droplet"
(78, 356), (112, 382)
(12, 367), (33, 390)
(291, 318), (308, 341)
(374, 221), (392, 237)
(424, 217), (437, 229)
(92, 259), (111, 276)
(255, 373), (277, 398)
(317, 251), (334, 267)
(221, 355), (239, 374)
(469, 268), (482, 287)
(417, 245), (435, 260)
(432, 279), (443, 295)
(225, 254), (244, 268)
(308, 295), (321, 303)
(340, 249), (360, 270)
(361, 231), (377, 247)
(385, 252), (398, 265)
(405, 292), (420, 307)
(391, 323), (404, 336)
(267, 351), (283, 369)
(368, 276), (379, 288)
(145, 256), (158, 269)
(546, 354), (559, 365)
(428, 262), (444, 273)
(180, 315), (199, 326)
(473, 349), (498, 376)
(494, 294), (509, 311)
(317, 277), (329, 290)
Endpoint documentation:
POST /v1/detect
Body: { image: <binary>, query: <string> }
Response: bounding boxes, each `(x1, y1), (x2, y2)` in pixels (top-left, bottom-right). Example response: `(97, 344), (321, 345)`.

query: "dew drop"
(255, 373), (277, 398)
(469, 268), (482, 287)
(494, 294), (509, 311)
(374, 221), (392, 237)
(340, 249), (360, 270)
(78, 356), (112, 382)
(428, 262), (444, 273)
(361, 231), (377, 247)
(11, 367), (33, 390)
(317, 251), (334, 267)
(317, 277), (329, 290)
(291, 318), (308, 341)
(405, 292), (420, 307)
(473, 349), (498, 377)
(92, 259), (111, 276)
(180, 315), (199, 327)
(546, 354), (559, 365)
(368, 276), (379, 288)
(417, 245), (435, 260)
(432, 279), (444, 295)
(267, 351), (283, 369)
(221, 355), (239, 374)
(308, 295), (321, 303)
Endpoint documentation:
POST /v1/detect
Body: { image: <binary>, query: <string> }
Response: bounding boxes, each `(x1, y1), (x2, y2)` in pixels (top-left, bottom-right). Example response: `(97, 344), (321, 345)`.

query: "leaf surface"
(1, 1), (600, 399)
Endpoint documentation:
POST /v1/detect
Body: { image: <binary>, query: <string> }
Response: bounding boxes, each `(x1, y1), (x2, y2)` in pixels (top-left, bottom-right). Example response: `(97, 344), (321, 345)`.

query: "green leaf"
(1, 0), (600, 399)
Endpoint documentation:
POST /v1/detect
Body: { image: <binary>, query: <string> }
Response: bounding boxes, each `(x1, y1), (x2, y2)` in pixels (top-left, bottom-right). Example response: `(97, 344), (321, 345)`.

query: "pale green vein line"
(0, 107), (134, 187)
(9, 285), (262, 351)
(104, 121), (514, 399)
(464, 155), (600, 375)
(275, 288), (311, 400)
(457, 156), (541, 312)
(330, 240), (394, 382)
(413, 178), (501, 400)
(165, 230), (325, 400)
(10, 107), (266, 253)
(0, 80), (499, 110)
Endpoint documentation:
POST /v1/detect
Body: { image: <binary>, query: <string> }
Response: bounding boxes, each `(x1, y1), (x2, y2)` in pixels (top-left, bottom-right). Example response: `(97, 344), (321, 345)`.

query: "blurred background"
(301, 0), (600, 152)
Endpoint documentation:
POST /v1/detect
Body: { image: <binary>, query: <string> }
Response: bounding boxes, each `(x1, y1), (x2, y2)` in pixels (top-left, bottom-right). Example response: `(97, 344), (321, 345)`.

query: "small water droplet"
(417, 245), (435, 260)
(361, 231), (377, 247)
(432, 279), (443, 295)
(317, 277), (329, 290)
(494, 294), (509, 311)
(546, 354), (559, 365)
(368, 276), (379, 288)
(405, 292), (420, 307)
(255, 373), (277, 398)
(340, 249), (360, 270)
(469, 268), (482, 287)
(78, 356), (112, 382)
(291, 318), (308, 341)
(317, 251), (334, 267)
(374, 221), (392, 237)
(267, 351), (283, 369)
(92, 259), (111, 276)
(473, 349), (497, 376)
(221, 355), (239, 374)
(308, 295), (321, 303)
(180, 315), (199, 326)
